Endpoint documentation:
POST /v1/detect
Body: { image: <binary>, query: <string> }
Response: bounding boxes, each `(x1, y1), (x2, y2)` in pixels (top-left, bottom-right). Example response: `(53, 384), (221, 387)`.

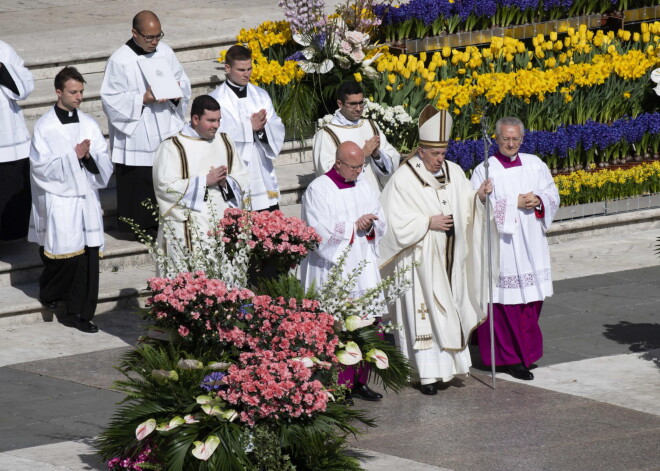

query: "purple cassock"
(476, 151), (544, 367)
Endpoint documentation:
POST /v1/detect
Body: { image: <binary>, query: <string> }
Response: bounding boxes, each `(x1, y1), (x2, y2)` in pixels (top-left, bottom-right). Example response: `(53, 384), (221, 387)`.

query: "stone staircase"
(2, 38), (316, 326)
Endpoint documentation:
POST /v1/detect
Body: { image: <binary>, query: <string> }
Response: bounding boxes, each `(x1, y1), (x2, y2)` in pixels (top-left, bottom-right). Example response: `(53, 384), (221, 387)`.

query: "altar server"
(29, 66), (113, 333)
(153, 95), (249, 272)
(209, 45), (284, 211)
(312, 80), (399, 193)
(101, 10), (191, 236)
(0, 40), (34, 240)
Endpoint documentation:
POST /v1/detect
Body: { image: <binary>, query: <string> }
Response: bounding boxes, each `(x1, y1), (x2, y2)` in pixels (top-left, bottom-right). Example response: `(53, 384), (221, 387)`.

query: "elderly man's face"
(335, 151), (365, 182)
(418, 146), (447, 174)
(496, 124), (524, 158)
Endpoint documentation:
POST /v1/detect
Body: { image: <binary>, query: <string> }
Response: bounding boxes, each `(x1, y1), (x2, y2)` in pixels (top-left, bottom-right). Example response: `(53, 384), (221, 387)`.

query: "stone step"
(0, 264), (154, 328)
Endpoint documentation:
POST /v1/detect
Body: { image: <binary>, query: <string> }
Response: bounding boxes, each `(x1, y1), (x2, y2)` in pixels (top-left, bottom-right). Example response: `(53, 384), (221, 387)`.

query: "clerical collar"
(494, 150), (522, 168)
(333, 109), (360, 126)
(225, 79), (247, 98)
(326, 167), (356, 189)
(54, 105), (79, 124)
(126, 38), (152, 56)
(179, 122), (212, 140)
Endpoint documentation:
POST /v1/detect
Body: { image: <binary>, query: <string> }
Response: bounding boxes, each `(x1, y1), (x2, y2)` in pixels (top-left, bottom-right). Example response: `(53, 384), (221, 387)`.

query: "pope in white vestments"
(153, 95), (249, 274)
(313, 81), (399, 193)
(0, 40), (34, 240)
(301, 141), (387, 402)
(379, 106), (493, 395)
(29, 67), (113, 333)
(209, 45), (285, 211)
(470, 116), (559, 381)
(100, 11), (191, 233)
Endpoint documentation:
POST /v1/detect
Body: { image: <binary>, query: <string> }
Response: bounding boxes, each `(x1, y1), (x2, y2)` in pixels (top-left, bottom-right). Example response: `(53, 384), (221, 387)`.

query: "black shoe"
(351, 383), (382, 401)
(506, 363), (534, 380)
(420, 383), (438, 396)
(40, 299), (58, 310)
(75, 320), (99, 333)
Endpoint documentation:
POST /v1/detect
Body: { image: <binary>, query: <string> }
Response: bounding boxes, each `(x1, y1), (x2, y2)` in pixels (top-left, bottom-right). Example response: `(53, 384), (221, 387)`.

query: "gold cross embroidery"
(417, 303), (428, 320)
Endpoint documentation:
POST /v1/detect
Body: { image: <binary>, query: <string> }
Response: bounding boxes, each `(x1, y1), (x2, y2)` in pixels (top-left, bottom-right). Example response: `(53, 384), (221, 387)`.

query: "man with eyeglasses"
(101, 10), (191, 239)
(313, 81), (399, 193)
(470, 117), (560, 381)
(301, 141), (387, 403)
(379, 105), (493, 395)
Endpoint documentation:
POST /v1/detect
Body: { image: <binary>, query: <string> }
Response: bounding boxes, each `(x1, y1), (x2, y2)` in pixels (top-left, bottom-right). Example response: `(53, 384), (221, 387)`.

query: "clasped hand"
(518, 192), (540, 209)
(206, 165), (228, 187)
(356, 213), (378, 232)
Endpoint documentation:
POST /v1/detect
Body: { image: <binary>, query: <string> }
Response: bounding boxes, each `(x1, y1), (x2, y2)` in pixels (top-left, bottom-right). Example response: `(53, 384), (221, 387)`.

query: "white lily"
(366, 348), (389, 369)
(336, 341), (363, 365)
(345, 315), (375, 331)
(135, 418), (156, 440)
(192, 435), (221, 461)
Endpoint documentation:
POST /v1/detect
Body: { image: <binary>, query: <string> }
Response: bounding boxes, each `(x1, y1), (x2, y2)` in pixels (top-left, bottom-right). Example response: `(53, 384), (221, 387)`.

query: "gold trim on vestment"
(324, 120), (367, 130)
(177, 132), (208, 142)
(220, 133), (234, 172)
(161, 137), (191, 219)
(267, 190), (279, 199)
(419, 139), (449, 148)
(43, 248), (86, 260)
(321, 126), (341, 148)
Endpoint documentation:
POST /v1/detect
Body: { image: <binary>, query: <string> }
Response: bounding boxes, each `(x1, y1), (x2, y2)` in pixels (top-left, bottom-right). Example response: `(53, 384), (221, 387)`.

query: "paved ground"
(1, 228), (659, 471)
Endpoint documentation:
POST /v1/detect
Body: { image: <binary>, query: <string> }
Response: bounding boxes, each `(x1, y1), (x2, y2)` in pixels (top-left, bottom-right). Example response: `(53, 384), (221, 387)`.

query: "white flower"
(192, 435), (220, 461)
(293, 33), (311, 47)
(349, 48), (366, 63)
(135, 418), (156, 441)
(366, 348), (389, 369)
(300, 58), (334, 74)
(339, 40), (352, 55)
(345, 31), (369, 46)
(336, 341), (363, 365)
(177, 358), (203, 369)
(345, 315), (376, 331)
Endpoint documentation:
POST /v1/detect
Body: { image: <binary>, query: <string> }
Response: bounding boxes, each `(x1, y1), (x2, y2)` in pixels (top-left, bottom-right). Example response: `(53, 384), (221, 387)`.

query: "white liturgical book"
(137, 58), (182, 100)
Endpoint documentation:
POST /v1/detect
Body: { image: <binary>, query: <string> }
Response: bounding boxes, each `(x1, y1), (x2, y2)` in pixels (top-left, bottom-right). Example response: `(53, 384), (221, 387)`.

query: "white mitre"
(651, 68), (660, 96)
(418, 104), (452, 148)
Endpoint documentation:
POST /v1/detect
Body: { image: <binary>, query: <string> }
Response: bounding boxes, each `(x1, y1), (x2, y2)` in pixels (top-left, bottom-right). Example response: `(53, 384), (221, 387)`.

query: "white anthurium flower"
(151, 369), (178, 382)
(207, 361), (232, 370)
(336, 341), (363, 365)
(361, 64), (379, 79)
(293, 357), (315, 368)
(651, 68), (660, 83)
(345, 315), (376, 331)
(202, 403), (224, 416)
(293, 33), (311, 47)
(366, 348), (389, 369)
(184, 414), (200, 424)
(196, 394), (214, 405)
(135, 418), (157, 440)
(334, 55), (351, 69)
(177, 358), (203, 370)
(302, 47), (316, 60)
(654, 84), (660, 96)
(192, 435), (221, 461)
(221, 409), (238, 422)
(300, 59), (334, 74)
(362, 52), (382, 67)
(157, 416), (185, 431)
(325, 390), (336, 401)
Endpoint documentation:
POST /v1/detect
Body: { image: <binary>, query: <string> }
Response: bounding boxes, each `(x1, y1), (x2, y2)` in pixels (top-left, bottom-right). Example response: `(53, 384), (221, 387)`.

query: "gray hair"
(495, 117), (525, 138)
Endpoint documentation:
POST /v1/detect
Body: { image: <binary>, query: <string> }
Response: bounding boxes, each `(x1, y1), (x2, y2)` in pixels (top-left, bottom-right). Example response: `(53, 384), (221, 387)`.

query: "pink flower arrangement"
(215, 208), (321, 272)
(107, 442), (158, 470)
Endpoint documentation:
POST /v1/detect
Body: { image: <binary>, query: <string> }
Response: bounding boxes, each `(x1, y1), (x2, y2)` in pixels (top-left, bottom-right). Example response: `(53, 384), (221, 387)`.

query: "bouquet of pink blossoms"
(216, 208), (321, 275)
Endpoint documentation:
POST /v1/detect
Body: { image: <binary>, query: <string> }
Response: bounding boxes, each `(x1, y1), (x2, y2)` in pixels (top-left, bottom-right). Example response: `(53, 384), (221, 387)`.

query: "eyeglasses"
(342, 100), (365, 109)
(136, 30), (165, 42)
(498, 137), (523, 143)
(338, 159), (367, 171)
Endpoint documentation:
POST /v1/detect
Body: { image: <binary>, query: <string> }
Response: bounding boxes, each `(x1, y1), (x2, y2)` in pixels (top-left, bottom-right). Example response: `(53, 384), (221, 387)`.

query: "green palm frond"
(358, 327), (414, 392)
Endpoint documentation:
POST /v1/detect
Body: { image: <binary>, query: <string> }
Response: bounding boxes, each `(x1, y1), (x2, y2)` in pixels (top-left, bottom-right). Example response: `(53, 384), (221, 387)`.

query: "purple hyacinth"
(278, 0), (326, 35)
(200, 372), (227, 392)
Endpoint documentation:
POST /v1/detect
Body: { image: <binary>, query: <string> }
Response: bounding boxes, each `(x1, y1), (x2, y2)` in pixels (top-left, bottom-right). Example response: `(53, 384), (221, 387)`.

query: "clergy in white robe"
(153, 95), (249, 273)
(100, 10), (191, 234)
(312, 81), (399, 193)
(470, 117), (559, 381)
(379, 106), (492, 395)
(209, 45), (284, 211)
(29, 67), (113, 333)
(0, 40), (34, 240)
(301, 141), (387, 402)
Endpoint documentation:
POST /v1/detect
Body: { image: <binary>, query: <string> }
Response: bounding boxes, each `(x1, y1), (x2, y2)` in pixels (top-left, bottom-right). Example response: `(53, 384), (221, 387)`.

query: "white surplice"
(0, 40), (34, 162)
(471, 153), (559, 304)
(28, 108), (113, 258)
(379, 156), (493, 383)
(100, 42), (191, 166)
(313, 110), (400, 192)
(209, 82), (285, 210)
(300, 172), (386, 313)
(153, 123), (249, 267)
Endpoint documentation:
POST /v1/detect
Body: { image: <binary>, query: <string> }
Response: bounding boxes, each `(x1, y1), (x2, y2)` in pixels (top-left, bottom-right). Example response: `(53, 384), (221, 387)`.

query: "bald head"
(133, 11), (160, 30)
(131, 11), (162, 53)
(335, 141), (365, 182)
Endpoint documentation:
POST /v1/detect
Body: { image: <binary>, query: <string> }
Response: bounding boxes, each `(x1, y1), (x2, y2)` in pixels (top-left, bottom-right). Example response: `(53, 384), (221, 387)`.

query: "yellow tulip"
(354, 72), (362, 83)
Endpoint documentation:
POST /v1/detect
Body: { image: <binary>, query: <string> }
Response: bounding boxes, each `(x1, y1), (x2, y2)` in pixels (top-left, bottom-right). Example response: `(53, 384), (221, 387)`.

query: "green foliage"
(271, 81), (321, 141)
(358, 327), (414, 392)
(257, 273), (309, 300)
